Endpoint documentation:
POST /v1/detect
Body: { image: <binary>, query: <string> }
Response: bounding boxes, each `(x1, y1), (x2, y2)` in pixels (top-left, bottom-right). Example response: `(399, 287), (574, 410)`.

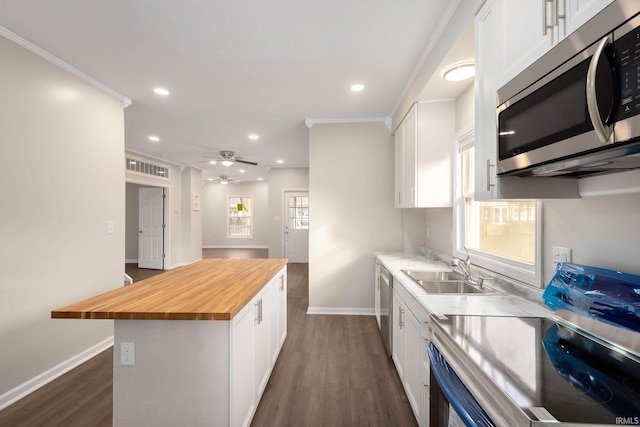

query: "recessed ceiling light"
(258, 177), (263, 181)
(208, 178), (214, 181)
(148, 136), (160, 142)
(209, 160), (217, 165)
(239, 169), (246, 173)
(276, 159), (284, 164)
(153, 87), (170, 96)
(443, 62), (475, 82)
(350, 84), (365, 92)
(248, 134), (259, 140)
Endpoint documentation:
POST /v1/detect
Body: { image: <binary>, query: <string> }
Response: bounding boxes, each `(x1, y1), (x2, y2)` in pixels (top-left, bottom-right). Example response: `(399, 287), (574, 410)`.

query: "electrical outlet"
(552, 246), (572, 265)
(121, 342), (135, 366)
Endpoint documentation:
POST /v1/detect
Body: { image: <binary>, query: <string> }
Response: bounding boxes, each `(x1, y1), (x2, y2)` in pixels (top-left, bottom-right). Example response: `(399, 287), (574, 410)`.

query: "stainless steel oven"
(378, 263), (392, 356)
(429, 314), (640, 426)
(497, 1), (640, 177)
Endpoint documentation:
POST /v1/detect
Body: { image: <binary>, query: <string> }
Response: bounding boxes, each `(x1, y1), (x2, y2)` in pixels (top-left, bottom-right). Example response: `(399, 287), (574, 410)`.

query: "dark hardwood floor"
(0, 249), (416, 427)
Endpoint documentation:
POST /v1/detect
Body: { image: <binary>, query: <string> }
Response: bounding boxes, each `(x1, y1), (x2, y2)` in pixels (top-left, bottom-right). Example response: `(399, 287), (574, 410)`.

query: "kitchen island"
(52, 258), (288, 427)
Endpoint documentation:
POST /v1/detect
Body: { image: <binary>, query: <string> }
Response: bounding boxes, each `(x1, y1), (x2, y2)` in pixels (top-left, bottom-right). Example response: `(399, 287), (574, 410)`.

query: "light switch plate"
(552, 246), (572, 265)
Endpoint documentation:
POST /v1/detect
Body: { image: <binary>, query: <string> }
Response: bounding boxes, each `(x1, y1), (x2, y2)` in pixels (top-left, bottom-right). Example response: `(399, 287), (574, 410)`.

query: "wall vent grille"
(126, 158), (169, 179)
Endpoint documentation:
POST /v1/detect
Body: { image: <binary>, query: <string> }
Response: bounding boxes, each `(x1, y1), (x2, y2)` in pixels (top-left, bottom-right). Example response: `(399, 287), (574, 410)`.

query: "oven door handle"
(428, 342), (495, 427)
(586, 35), (613, 144)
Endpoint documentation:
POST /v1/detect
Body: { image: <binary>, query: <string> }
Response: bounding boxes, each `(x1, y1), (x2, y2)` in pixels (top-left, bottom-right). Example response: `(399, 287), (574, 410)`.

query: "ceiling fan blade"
(235, 159), (258, 165)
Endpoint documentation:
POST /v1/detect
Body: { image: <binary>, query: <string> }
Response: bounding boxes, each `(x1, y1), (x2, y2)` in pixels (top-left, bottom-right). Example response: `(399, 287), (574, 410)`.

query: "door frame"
(282, 189), (309, 263)
(126, 175), (172, 270)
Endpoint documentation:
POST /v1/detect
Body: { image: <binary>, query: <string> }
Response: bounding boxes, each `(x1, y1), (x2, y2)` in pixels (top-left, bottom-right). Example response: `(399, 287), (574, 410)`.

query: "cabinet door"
(254, 291), (271, 401)
(394, 123), (405, 208)
(415, 101), (454, 208)
(564, 0), (614, 39)
(269, 276), (280, 366)
(391, 289), (406, 379)
(404, 307), (422, 422)
(278, 270), (287, 349)
(497, 0), (556, 88)
(402, 104), (417, 207)
(231, 304), (255, 427)
(474, 0), (499, 200)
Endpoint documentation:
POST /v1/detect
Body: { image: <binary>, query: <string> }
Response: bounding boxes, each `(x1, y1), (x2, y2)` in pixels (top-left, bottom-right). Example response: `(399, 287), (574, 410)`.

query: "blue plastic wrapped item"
(543, 263), (640, 333)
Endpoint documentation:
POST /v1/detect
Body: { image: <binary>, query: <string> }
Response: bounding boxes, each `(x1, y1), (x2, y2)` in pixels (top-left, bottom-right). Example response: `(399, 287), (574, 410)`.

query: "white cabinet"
(565, 0), (614, 36)
(495, 0), (614, 88)
(231, 267), (287, 427)
(391, 288), (406, 379)
(277, 269), (288, 352)
(392, 281), (430, 425)
(474, 0), (499, 200)
(394, 101), (454, 208)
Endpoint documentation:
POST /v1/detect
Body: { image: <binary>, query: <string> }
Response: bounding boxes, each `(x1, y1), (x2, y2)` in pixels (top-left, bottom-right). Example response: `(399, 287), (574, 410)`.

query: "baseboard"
(306, 307), (375, 316)
(202, 245), (269, 249)
(125, 258), (138, 264)
(0, 336), (114, 411)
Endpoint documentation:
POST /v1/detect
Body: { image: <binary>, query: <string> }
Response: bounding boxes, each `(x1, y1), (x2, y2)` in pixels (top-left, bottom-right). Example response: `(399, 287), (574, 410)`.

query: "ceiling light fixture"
(350, 84), (365, 92)
(443, 61), (475, 82)
(248, 134), (259, 140)
(209, 160), (217, 165)
(153, 87), (170, 96)
(239, 169), (246, 173)
(220, 180), (228, 185)
(221, 160), (234, 167)
(148, 136), (160, 142)
(276, 159), (284, 164)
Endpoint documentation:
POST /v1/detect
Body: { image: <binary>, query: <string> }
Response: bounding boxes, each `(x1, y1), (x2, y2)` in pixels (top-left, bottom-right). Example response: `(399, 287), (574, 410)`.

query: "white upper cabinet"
(474, 0), (499, 200)
(496, 0), (555, 88)
(564, 0), (615, 37)
(394, 101), (454, 208)
(495, 0), (614, 89)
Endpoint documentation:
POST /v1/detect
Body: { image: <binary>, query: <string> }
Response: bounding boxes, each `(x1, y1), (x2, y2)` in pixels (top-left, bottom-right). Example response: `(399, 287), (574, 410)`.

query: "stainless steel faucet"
(450, 247), (494, 289)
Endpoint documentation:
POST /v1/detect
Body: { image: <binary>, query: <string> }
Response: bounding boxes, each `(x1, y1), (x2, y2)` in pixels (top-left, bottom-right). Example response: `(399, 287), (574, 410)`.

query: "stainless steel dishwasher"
(378, 263), (392, 356)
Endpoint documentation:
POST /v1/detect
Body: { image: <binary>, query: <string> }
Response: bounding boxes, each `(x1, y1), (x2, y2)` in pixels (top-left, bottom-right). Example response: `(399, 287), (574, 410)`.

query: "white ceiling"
(0, 0), (466, 182)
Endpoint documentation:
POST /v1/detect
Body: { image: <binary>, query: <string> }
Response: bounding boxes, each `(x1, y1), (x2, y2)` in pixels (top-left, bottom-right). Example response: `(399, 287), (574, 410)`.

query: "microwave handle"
(586, 35), (613, 143)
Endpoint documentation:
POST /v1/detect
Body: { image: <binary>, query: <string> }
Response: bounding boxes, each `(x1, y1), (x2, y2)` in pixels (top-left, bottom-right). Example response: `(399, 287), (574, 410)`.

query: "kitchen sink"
(402, 270), (464, 282)
(415, 280), (484, 294)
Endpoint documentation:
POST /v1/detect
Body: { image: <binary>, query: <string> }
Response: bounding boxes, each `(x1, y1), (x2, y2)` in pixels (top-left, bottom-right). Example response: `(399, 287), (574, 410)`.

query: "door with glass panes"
(284, 192), (308, 263)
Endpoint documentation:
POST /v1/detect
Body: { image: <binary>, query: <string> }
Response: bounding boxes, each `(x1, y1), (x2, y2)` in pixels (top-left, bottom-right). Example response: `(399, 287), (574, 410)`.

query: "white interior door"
(284, 191), (309, 263)
(138, 187), (164, 269)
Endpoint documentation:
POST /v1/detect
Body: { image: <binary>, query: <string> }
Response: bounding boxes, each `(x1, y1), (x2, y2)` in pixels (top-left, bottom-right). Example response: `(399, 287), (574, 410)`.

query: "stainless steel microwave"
(496, 1), (640, 177)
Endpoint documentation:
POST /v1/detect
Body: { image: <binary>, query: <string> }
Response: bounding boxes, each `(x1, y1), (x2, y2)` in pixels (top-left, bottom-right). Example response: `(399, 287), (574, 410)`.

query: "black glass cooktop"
(435, 315), (640, 425)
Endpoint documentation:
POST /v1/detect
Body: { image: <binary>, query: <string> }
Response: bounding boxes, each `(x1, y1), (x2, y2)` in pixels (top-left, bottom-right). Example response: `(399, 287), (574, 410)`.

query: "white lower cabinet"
(392, 282), (430, 426)
(231, 267), (287, 427)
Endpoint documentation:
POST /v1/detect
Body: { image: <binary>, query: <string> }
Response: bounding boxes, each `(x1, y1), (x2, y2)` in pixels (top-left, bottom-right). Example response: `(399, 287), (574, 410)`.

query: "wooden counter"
(51, 258), (288, 321)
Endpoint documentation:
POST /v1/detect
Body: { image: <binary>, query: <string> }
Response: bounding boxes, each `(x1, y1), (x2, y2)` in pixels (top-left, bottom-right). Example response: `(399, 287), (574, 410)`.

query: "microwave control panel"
(616, 23), (640, 121)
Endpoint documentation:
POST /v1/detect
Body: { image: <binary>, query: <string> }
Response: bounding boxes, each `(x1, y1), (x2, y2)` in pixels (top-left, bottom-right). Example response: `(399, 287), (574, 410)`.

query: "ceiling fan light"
(220, 180), (228, 185)
(443, 62), (475, 82)
(221, 160), (234, 167)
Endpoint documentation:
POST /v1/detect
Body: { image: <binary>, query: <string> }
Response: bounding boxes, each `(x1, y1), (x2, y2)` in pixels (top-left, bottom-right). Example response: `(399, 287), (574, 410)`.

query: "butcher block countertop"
(51, 258), (288, 321)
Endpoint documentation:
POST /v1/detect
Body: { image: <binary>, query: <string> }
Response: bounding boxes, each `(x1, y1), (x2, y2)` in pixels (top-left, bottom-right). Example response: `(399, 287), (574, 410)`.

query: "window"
(288, 195), (309, 230)
(228, 196), (252, 238)
(453, 126), (542, 286)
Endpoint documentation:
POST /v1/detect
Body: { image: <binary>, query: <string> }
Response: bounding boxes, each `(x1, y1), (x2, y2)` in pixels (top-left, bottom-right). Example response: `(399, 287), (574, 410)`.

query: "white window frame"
(227, 195), (253, 239)
(452, 124), (543, 287)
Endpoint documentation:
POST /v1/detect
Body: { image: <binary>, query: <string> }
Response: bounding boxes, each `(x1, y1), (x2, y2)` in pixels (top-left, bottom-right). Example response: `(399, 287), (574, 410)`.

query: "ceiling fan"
(210, 175), (239, 185)
(201, 150), (258, 166)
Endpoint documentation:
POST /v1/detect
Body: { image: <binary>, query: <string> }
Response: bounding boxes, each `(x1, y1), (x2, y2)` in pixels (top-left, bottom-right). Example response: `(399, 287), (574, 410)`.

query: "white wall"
(0, 35), (124, 398)
(201, 181), (269, 248)
(309, 122), (402, 313)
(267, 168), (310, 258)
(181, 167), (203, 264)
(125, 182), (141, 261)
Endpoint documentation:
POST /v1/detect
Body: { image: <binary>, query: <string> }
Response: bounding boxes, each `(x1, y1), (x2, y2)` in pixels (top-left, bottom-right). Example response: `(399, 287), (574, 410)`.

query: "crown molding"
(0, 25), (132, 107)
